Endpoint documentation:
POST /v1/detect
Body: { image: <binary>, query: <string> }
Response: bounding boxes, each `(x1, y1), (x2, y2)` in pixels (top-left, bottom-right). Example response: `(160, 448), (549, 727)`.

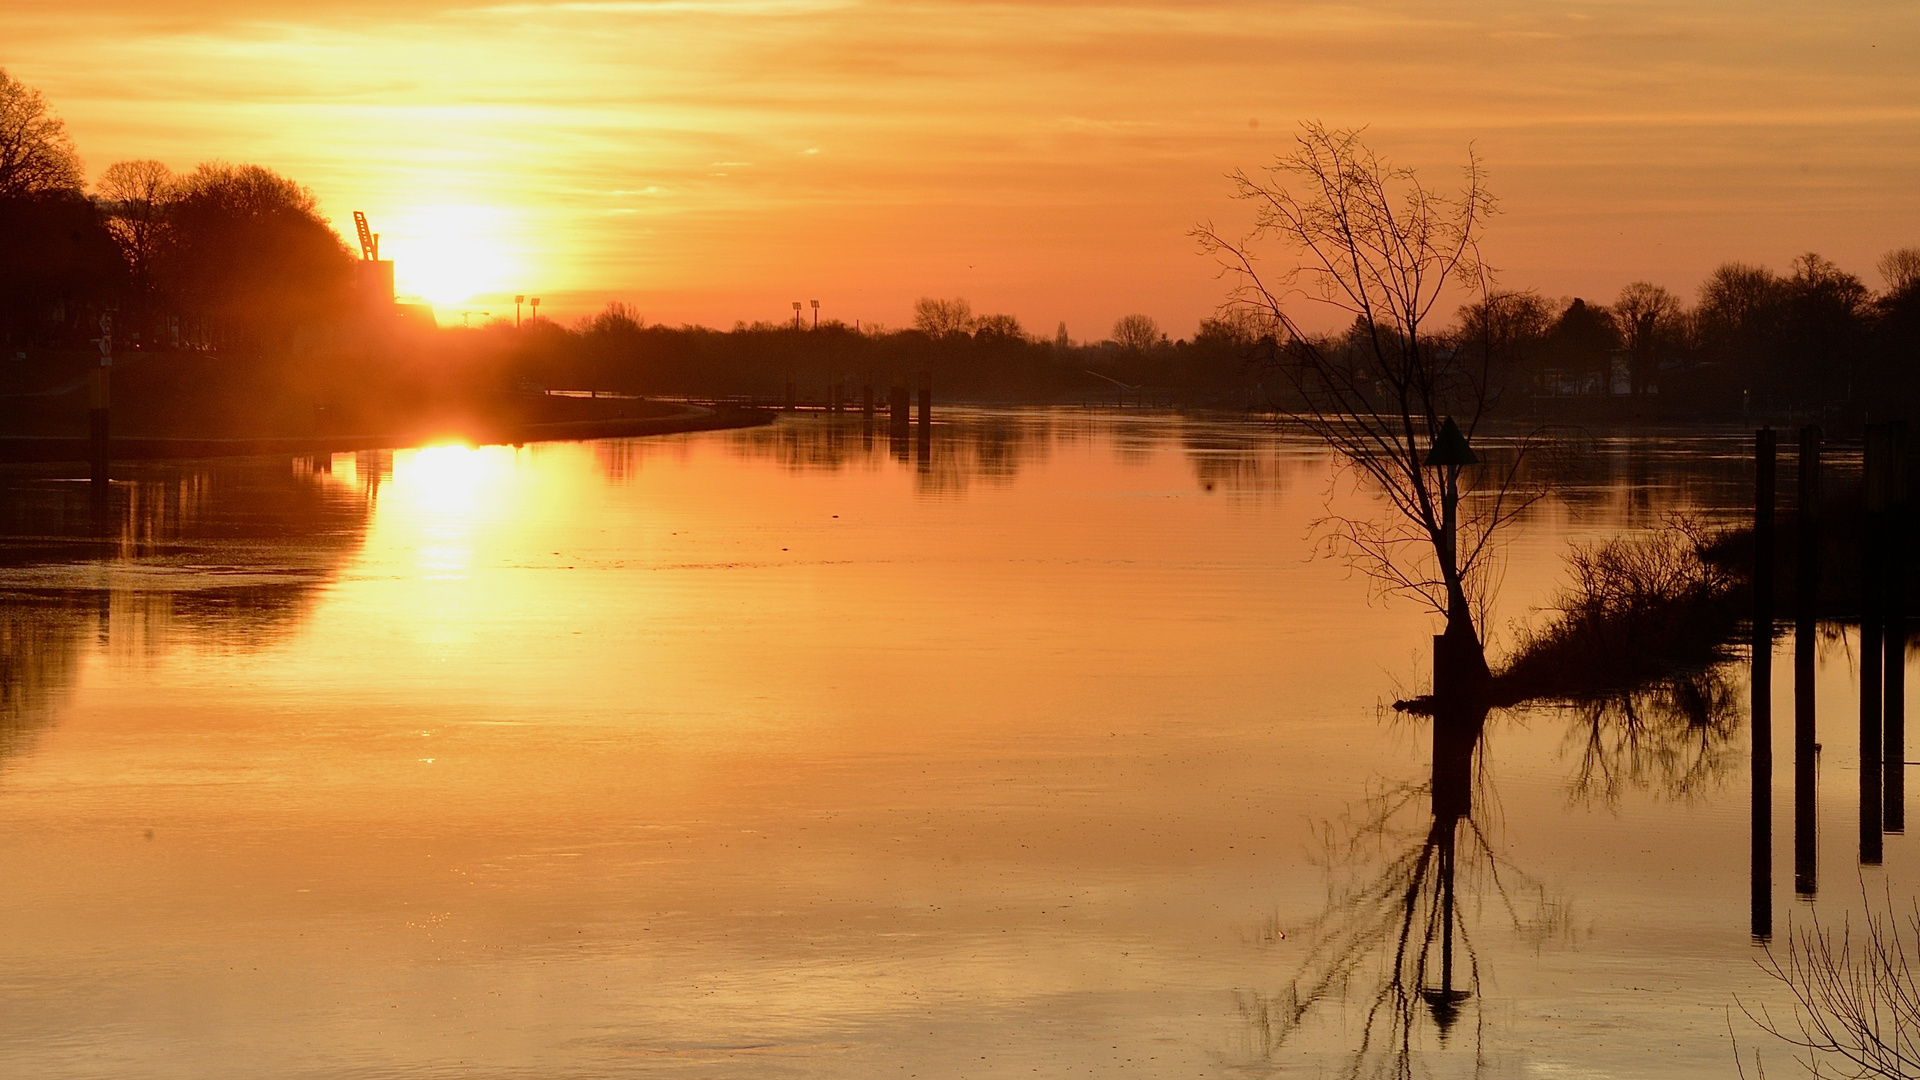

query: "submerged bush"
(1496, 519), (1743, 703)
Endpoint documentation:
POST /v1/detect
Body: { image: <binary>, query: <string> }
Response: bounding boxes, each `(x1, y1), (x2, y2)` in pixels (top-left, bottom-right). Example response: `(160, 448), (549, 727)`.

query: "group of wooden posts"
(1751, 423), (1911, 941)
(783, 372), (933, 450)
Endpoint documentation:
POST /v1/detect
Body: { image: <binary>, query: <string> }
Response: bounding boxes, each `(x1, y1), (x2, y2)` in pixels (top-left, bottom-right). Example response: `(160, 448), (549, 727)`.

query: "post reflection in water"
(1752, 428), (1775, 942)
(1795, 426), (1821, 898)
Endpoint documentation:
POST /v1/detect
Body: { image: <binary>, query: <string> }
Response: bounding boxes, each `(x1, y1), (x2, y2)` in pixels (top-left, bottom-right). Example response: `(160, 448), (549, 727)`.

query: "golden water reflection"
(0, 410), (1905, 1079)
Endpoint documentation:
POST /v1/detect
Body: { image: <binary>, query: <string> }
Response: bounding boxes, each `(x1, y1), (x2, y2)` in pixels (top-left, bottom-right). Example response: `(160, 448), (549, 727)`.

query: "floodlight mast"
(352, 211), (378, 261)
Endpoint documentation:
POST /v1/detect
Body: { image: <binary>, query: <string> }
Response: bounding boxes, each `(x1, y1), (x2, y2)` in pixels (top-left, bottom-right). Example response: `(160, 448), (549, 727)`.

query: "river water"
(0, 408), (1907, 1079)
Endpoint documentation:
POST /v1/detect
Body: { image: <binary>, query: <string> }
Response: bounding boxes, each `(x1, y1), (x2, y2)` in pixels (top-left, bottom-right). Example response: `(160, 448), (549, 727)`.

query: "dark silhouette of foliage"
(1497, 520), (1742, 705)
(0, 69), (82, 198)
(1541, 297), (1621, 391)
(156, 163), (355, 349)
(0, 189), (126, 350)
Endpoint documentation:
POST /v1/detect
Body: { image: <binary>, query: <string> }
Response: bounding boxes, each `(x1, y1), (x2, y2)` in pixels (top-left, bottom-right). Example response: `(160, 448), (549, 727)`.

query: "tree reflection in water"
(695, 408), (1317, 501)
(0, 455), (379, 769)
(1235, 700), (1569, 1079)
(0, 596), (92, 765)
(1559, 668), (1743, 807)
(1238, 657), (1747, 1075)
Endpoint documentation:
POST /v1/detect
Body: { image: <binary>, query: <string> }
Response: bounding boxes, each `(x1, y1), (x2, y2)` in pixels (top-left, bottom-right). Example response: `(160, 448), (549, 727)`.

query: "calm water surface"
(0, 408), (1908, 1079)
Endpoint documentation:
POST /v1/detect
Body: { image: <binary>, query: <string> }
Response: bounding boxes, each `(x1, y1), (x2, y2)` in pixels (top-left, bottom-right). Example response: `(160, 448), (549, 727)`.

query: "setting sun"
(378, 204), (528, 310)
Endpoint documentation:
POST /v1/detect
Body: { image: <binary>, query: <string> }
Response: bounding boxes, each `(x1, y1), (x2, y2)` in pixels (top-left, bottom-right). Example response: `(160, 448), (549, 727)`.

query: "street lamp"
(791, 301), (802, 331)
(529, 297), (541, 325)
(1423, 415), (1478, 564)
(810, 299), (819, 329)
(515, 295), (525, 329)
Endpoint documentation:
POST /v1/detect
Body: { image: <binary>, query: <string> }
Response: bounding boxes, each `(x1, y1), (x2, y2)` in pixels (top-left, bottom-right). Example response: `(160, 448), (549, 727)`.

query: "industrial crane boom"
(352, 211), (379, 261)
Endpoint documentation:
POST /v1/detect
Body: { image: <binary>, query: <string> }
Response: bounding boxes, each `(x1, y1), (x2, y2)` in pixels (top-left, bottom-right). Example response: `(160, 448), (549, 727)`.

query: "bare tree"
(913, 296), (974, 337)
(1112, 313), (1162, 351)
(96, 159), (176, 286)
(1195, 122), (1529, 669)
(1746, 896), (1920, 1080)
(1613, 281), (1684, 394)
(0, 69), (83, 197)
(973, 312), (1024, 341)
(1876, 247), (1920, 295)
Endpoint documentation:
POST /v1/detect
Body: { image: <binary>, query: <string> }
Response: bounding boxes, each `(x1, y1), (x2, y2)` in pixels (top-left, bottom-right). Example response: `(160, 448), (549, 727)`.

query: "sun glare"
(382, 205), (526, 309)
(397, 444), (501, 515)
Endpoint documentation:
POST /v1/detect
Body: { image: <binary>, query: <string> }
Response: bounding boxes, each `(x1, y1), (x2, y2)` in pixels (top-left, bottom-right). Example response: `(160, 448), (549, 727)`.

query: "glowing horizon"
(10, 0), (1920, 335)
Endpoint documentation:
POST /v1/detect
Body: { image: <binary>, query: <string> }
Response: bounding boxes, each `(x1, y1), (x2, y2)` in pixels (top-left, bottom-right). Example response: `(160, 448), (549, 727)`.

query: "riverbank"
(0, 400), (772, 464)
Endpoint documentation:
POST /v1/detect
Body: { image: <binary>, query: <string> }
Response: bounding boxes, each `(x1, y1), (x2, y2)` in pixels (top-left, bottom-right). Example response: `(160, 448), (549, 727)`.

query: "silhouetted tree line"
(470, 301), (1262, 405)
(471, 258), (1920, 424)
(6, 66), (1919, 430)
(1449, 252), (1920, 420)
(1, 71), (364, 360)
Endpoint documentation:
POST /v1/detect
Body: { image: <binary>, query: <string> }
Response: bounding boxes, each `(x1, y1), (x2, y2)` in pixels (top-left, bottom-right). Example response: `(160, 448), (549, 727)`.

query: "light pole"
(515, 295), (525, 329)
(90, 311), (113, 489)
(529, 297), (541, 326)
(791, 301), (802, 331)
(1423, 415), (1479, 693)
(810, 299), (819, 329)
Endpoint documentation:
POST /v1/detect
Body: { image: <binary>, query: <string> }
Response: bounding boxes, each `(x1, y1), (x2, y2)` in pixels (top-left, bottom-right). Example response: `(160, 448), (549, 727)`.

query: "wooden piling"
(1862, 424), (1886, 865)
(1887, 421), (1908, 833)
(1794, 424), (1821, 896)
(88, 368), (111, 488)
(1753, 427), (1775, 939)
(915, 371), (931, 460)
(889, 385), (910, 436)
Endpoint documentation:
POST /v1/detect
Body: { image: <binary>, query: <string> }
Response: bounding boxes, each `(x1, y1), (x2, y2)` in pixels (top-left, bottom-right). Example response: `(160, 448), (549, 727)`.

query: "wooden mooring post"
(889, 384), (910, 438)
(1794, 424), (1821, 896)
(1753, 427), (1775, 940)
(88, 366), (111, 489)
(1862, 424), (1887, 865)
(1886, 421), (1908, 834)
(915, 371), (931, 459)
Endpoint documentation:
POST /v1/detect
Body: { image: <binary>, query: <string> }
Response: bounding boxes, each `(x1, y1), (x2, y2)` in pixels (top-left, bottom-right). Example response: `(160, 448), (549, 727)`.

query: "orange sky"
(9, 1), (1919, 335)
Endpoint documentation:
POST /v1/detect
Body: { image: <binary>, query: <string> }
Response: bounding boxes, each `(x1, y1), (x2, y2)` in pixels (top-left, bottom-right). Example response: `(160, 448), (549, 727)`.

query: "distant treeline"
(477, 256), (1920, 421)
(4, 66), (1919, 428)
